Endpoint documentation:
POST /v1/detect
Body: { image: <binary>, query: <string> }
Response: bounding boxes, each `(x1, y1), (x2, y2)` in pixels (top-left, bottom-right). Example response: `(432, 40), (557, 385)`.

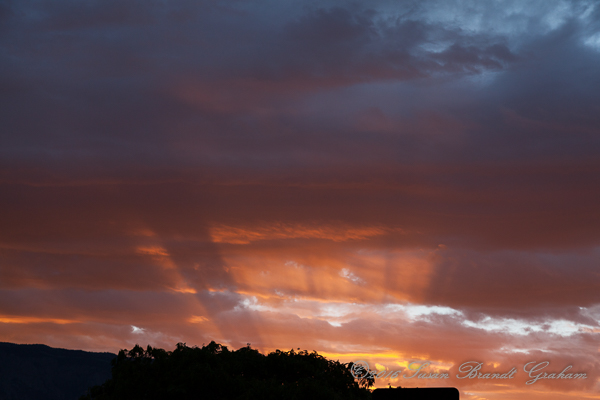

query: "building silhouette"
(372, 387), (459, 400)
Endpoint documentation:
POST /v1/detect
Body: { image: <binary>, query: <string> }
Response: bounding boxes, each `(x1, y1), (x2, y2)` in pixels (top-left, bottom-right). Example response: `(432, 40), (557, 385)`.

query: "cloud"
(210, 222), (395, 244)
(1, 2), (600, 399)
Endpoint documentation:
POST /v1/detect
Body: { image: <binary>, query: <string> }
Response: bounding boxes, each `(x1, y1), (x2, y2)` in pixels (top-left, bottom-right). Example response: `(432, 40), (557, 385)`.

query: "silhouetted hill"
(0, 342), (115, 400)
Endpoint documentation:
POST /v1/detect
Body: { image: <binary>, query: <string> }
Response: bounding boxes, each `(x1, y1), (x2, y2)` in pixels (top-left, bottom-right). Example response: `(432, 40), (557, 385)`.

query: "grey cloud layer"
(3, 0), (598, 177)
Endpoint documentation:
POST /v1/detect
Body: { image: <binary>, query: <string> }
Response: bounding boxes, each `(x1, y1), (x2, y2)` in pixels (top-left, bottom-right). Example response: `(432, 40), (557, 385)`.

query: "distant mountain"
(0, 342), (115, 400)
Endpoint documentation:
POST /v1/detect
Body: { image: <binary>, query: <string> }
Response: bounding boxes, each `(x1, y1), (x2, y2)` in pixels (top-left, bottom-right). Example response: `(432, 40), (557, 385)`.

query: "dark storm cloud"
(3, 1), (597, 188)
(0, 0), (528, 178)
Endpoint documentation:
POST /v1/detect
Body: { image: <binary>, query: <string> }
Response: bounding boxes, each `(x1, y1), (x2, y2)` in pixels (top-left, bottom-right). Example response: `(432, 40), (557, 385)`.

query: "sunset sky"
(1, 0), (600, 398)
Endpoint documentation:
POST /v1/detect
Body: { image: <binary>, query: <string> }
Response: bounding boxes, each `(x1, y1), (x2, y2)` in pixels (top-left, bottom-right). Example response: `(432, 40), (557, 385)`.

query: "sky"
(1, 0), (600, 398)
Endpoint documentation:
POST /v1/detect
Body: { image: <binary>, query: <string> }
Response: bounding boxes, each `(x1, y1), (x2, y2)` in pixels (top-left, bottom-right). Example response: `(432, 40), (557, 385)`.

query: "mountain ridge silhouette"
(0, 342), (115, 400)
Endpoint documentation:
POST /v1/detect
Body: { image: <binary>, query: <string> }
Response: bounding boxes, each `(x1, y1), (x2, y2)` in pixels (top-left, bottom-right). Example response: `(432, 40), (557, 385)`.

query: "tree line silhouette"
(80, 341), (374, 400)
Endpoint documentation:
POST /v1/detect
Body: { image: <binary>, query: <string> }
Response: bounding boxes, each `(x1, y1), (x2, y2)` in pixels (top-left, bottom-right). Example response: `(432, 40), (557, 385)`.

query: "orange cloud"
(0, 315), (78, 324)
(188, 315), (209, 323)
(136, 246), (169, 257)
(210, 222), (398, 244)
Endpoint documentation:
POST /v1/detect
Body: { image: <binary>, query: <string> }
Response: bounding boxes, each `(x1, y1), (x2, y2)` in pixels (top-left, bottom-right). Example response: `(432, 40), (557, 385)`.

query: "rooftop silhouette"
(373, 387), (460, 400)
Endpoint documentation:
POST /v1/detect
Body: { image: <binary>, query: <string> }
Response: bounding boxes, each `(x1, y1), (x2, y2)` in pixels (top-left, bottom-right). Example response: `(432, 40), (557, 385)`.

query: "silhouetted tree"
(80, 341), (372, 400)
